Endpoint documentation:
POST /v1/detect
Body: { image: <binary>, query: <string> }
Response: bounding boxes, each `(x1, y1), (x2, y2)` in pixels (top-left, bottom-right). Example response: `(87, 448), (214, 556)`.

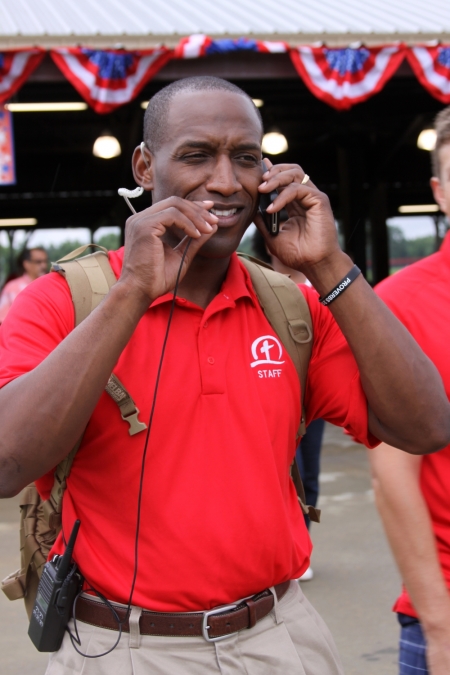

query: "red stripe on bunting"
(0, 49), (45, 104)
(407, 46), (450, 104)
(290, 45), (406, 110)
(50, 48), (172, 114)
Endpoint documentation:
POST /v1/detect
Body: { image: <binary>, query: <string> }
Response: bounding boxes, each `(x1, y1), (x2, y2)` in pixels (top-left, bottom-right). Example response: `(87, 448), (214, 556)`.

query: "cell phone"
(259, 160), (279, 236)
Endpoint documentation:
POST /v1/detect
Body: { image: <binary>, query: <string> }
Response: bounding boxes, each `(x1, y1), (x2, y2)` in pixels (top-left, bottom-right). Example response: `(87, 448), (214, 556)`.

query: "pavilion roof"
(1, 0), (450, 48)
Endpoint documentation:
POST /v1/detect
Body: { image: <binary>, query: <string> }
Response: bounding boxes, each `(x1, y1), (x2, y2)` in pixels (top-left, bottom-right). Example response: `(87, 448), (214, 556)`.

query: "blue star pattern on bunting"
(82, 50), (134, 79)
(437, 47), (450, 70)
(205, 39), (259, 55)
(324, 48), (370, 76)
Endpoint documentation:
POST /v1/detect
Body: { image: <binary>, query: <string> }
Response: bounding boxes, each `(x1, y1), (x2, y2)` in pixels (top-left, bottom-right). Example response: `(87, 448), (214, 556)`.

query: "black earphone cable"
(68, 239), (193, 657)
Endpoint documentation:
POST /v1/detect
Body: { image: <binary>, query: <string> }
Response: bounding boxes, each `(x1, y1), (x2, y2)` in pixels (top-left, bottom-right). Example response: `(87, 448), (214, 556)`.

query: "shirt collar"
(111, 248), (257, 310)
(150, 253), (258, 310)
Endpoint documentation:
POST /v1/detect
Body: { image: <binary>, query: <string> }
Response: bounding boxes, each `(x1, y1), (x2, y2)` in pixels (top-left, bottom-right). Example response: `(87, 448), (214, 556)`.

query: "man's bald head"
(143, 76), (263, 152)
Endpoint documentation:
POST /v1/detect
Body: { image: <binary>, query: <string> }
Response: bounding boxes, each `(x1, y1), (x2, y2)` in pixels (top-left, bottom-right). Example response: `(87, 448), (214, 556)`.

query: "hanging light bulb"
(417, 129), (436, 151)
(93, 134), (121, 159)
(261, 131), (288, 155)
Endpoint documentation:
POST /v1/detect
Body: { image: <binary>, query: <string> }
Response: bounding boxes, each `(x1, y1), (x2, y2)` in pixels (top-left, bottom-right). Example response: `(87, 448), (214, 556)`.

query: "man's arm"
(257, 162), (450, 454)
(369, 443), (450, 675)
(0, 198), (218, 498)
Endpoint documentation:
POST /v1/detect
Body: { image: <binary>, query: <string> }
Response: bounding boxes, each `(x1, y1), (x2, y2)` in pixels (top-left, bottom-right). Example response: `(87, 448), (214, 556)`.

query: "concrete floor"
(0, 423), (401, 674)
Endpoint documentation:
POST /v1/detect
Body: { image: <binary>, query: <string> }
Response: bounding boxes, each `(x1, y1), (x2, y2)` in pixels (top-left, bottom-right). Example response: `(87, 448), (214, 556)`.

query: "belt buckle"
(202, 604), (238, 642)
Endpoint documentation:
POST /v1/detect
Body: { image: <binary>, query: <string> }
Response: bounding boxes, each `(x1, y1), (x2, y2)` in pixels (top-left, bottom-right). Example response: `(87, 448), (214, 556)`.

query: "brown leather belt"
(75, 581), (290, 642)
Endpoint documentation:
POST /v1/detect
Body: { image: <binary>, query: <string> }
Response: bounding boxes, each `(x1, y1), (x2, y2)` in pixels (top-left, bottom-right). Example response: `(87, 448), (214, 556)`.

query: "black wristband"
(319, 265), (361, 306)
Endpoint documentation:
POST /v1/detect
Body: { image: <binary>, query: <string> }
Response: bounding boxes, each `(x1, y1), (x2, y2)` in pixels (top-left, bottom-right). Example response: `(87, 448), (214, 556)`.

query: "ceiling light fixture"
(0, 218), (38, 227)
(417, 129), (437, 151)
(398, 204), (439, 214)
(252, 99), (264, 108)
(93, 134), (121, 159)
(4, 102), (88, 112)
(261, 131), (288, 155)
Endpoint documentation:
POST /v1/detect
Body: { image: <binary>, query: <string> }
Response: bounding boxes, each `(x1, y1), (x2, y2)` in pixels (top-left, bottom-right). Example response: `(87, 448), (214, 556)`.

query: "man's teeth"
(210, 208), (237, 216)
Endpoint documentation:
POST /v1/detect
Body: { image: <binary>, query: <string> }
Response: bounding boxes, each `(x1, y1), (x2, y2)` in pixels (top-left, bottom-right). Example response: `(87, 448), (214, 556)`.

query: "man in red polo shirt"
(0, 77), (449, 675)
(371, 107), (450, 675)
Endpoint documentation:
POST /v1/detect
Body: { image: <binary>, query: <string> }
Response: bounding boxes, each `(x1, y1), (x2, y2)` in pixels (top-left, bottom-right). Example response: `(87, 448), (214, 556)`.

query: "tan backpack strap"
(106, 374), (147, 436)
(43, 440), (82, 530)
(56, 243), (108, 263)
(52, 249), (148, 436)
(238, 255), (319, 523)
(238, 255), (313, 437)
(52, 249), (117, 326)
(291, 459), (321, 524)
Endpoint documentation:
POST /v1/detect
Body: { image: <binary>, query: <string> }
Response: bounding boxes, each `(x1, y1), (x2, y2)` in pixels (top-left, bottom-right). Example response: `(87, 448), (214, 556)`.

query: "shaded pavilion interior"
(0, 52), (446, 283)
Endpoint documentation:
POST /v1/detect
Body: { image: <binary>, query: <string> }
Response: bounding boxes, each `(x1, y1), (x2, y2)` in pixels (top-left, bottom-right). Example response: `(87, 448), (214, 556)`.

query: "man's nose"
(205, 156), (242, 196)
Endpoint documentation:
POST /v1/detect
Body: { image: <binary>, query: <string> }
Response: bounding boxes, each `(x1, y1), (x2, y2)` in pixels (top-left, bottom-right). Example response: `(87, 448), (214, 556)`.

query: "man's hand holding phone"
(255, 158), (347, 289)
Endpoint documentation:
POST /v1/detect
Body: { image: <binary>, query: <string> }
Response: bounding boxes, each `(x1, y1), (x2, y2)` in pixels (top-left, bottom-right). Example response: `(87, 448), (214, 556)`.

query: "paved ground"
(0, 423), (401, 674)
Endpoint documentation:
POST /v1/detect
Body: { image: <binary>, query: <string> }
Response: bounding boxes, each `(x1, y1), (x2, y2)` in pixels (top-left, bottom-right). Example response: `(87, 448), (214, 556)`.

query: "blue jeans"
(398, 613), (428, 674)
(295, 419), (325, 529)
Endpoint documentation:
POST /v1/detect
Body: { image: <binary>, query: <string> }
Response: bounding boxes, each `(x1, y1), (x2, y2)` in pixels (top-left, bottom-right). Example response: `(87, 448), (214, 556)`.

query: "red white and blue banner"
(290, 45), (406, 110)
(50, 47), (172, 114)
(2, 40), (450, 113)
(407, 46), (450, 104)
(0, 106), (16, 185)
(174, 34), (287, 59)
(0, 49), (45, 105)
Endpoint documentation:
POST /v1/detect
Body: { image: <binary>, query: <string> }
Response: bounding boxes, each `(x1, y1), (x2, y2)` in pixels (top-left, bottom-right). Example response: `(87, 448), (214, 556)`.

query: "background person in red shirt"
(371, 107), (450, 675)
(0, 246), (49, 323)
(0, 77), (450, 675)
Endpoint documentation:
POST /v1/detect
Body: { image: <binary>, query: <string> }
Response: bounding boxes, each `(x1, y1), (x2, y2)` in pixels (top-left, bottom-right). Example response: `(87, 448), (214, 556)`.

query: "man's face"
(23, 250), (49, 280)
(431, 143), (450, 216)
(146, 90), (263, 258)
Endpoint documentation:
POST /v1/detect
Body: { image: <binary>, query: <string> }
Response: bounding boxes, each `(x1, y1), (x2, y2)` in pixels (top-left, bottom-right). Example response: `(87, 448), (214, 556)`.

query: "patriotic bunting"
(2, 40), (450, 113)
(0, 49), (45, 104)
(290, 45), (406, 110)
(50, 47), (172, 114)
(173, 35), (212, 58)
(407, 46), (450, 104)
(174, 34), (287, 58)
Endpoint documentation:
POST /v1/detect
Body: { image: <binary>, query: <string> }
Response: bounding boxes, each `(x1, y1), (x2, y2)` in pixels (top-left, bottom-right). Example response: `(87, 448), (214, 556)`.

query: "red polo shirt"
(376, 232), (450, 619)
(0, 250), (375, 612)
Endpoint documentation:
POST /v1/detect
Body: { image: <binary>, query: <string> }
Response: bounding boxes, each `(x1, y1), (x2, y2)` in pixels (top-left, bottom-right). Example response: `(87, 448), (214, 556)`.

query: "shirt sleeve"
(300, 285), (379, 448)
(0, 271), (74, 389)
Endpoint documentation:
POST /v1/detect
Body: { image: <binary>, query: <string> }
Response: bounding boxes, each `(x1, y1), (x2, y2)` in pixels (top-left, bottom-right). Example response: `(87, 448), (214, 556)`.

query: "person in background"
(252, 225), (325, 581)
(0, 246), (49, 323)
(371, 106), (450, 675)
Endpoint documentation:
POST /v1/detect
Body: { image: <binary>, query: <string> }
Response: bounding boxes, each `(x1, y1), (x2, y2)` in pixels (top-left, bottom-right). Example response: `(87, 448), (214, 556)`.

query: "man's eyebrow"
(174, 140), (261, 152)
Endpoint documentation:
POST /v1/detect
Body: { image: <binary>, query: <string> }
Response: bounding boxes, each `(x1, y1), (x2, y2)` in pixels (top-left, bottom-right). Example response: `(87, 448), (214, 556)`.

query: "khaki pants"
(46, 581), (344, 675)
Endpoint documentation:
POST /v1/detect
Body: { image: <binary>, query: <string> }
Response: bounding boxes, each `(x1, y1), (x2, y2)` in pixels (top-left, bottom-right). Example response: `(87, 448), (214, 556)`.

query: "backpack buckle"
(121, 408), (147, 436)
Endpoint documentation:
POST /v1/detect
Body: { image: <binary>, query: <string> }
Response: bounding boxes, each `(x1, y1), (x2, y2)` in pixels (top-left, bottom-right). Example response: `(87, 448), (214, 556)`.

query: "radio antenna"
(56, 520), (80, 581)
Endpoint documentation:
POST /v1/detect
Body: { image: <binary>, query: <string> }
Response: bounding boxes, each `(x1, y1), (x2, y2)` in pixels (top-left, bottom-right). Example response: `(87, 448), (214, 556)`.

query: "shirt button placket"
(198, 318), (223, 394)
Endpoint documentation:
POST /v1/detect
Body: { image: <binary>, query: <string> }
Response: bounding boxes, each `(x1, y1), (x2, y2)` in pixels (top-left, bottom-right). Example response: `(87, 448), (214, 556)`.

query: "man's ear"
(132, 144), (153, 190)
(430, 176), (447, 215)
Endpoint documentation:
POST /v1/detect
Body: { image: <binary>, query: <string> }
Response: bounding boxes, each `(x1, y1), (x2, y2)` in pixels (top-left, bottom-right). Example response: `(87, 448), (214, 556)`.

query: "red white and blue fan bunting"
(290, 45), (405, 110)
(0, 49), (45, 104)
(174, 34), (287, 58)
(50, 48), (172, 114)
(407, 46), (450, 104)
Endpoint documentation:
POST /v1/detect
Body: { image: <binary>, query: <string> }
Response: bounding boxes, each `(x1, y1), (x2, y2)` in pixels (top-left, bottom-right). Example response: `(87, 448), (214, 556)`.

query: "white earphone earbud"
(118, 187), (144, 214)
(140, 141), (151, 170)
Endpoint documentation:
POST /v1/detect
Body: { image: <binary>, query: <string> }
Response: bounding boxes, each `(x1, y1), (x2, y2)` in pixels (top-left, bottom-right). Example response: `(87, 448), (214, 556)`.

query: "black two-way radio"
(28, 519), (82, 652)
